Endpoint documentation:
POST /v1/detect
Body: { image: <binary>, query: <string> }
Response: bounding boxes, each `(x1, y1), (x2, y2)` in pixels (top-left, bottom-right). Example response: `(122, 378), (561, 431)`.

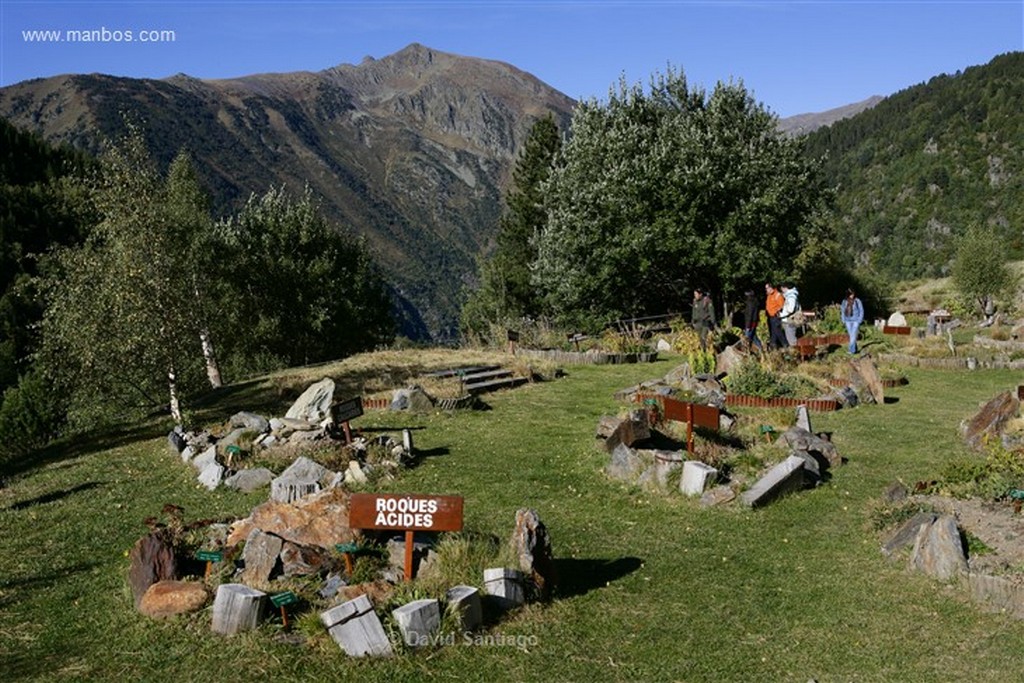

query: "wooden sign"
(506, 329), (520, 342)
(659, 396), (720, 430)
(332, 396), (364, 423)
(349, 493), (464, 532)
(349, 493), (464, 581)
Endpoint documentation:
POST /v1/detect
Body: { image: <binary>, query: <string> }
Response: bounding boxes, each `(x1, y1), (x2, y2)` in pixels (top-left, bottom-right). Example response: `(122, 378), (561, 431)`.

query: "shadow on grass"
(6, 481), (104, 511)
(552, 556), (644, 599)
(0, 561), (101, 609)
(3, 420), (169, 480)
(884, 396), (901, 404)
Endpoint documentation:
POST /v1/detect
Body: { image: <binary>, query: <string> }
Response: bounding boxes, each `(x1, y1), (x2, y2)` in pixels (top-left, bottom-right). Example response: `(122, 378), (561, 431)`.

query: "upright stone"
(510, 508), (556, 600)
(392, 599), (441, 648)
(168, 429), (186, 455)
(882, 512), (938, 558)
(606, 443), (647, 482)
(445, 585), (482, 632)
(240, 530), (283, 586)
(211, 584), (267, 635)
(887, 311), (908, 327)
(604, 410), (650, 452)
(402, 429), (414, 455)
(740, 456), (806, 508)
(191, 445), (218, 472)
(286, 378), (336, 422)
(321, 594), (394, 657)
(849, 355), (885, 405)
(127, 532), (178, 607)
(795, 404), (812, 432)
(911, 515), (967, 581)
(270, 455), (331, 503)
(681, 461), (718, 496)
(483, 567), (526, 609)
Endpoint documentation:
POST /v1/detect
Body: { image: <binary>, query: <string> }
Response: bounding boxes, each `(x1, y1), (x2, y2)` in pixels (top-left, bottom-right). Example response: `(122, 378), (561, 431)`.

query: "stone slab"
(321, 594), (393, 657)
(681, 461), (718, 496)
(392, 598), (441, 648)
(740, 455), (806, 508)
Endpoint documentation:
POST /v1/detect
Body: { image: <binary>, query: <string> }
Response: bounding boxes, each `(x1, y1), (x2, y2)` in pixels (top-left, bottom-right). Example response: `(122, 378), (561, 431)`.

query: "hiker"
(779, 283), (801, 347)
(691, 288), (715, 352)
(743, 289), (763, 352)
(765, 283), (787, 350)
(841, 288), (865, 354)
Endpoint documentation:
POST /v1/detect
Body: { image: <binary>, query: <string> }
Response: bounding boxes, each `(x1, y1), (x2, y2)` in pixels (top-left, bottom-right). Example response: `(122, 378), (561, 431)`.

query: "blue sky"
(1, 0), (1021, 117)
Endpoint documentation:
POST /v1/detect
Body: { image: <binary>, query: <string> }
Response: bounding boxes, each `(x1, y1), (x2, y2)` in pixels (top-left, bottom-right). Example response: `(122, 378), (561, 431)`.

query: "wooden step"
(465, 376), (528, 395)
(461, 368), (513, 383)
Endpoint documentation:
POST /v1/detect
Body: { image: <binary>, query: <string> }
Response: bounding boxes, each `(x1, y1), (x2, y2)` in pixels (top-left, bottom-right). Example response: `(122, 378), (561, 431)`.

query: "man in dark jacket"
(691, 288), (715, 351)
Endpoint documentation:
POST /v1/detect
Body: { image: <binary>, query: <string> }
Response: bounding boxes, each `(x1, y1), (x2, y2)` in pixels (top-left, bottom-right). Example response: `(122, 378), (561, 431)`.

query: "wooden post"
(404, 529), (414, 582)
(341, 421), (352, 445)
(686, 402), (694, 455)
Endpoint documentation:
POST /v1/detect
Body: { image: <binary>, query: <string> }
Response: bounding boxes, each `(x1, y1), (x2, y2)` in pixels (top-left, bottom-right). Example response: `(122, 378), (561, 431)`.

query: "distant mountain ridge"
(777, 95), (883, 135)
(0, 43), (576, 337)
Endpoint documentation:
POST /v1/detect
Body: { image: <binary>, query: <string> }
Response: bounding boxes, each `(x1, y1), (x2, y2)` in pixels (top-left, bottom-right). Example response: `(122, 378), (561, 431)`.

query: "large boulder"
(911, 515), (968, 581)
(715, 343), (747, 378)
(285, 378), (336, 422)
(138, 580), (209, 618)
(230, 411), (270, 433)
(228, 487), (357, 550)
(849, 355), (885, 405)
(270, 456), (333, 503)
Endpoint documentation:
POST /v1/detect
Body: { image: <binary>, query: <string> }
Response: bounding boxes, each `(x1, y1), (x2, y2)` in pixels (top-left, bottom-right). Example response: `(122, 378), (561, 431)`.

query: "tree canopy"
(531, 70), (832, 328)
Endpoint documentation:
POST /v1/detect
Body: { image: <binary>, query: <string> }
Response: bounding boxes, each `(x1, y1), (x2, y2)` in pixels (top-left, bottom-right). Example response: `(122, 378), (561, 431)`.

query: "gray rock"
(392, 599), (441, 648)
(319, 573), (346, 600)
(223, 468), (274, 493)
(344, 460), (370, 486)
(269, 418), (286, 431)
(286, 378), (336, 422)
(681, 461), (718, 496)
(386, 536), (435, 578)
(218, 427), (248, 450)
(180, 445), (195, 464)
(511, 508), (556, 600)
(402, 429), (414, 455)
(321, 594), (393, 657)
(168, 429), (187, 455)
(483, 567), (526, 609)
(740, 456), (807, 508)
(191, 445), (218, 472)
(198, 463), (225, 491)
(961, 391), (1020, 451)
(280, 541), (333, 577)
(911, 515), (967, 581)
(882, 512), (938, 557)
(967, 572), (1024, 619)
(656, 338), (673, 352)
(795, 404), (812, 432)
(700, 485), (736, 507)
(390, 386), (435, 412)
(445, 585), (482, 632)
(211, 584), (267, 635)
(241, 530), (283, 585)
(833, 386), (859, 408)
(606, 443), (650, 482)
(270, 456), (331, 503)
(604, 410), (651, 452)
(776, 427), (841, 469)
(230, 411), (269, 433)
(882, 481), (909, 503)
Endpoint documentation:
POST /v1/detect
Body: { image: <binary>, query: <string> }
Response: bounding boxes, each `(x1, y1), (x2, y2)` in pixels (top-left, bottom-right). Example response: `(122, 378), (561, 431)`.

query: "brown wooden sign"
(332, 396), (364, 423)
(660, 396), (720, 430)
(349, 493), (464, 532)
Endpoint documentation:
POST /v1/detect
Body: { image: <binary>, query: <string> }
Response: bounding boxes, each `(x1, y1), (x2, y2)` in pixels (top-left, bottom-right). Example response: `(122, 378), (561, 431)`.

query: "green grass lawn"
(2, 354), (1023, 682)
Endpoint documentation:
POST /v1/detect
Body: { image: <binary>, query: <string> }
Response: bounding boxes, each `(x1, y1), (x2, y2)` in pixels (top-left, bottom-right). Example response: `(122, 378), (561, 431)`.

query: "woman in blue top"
(841, 289), (865, 354)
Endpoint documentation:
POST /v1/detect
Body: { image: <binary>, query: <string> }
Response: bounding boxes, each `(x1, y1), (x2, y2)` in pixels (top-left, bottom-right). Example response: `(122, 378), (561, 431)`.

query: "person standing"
(841, 288), (865, 354)
(779, 283), (801, 347)
(743, 289), (763, 352)
(691, 288), (715, 352)
(765, 283), (786, 350)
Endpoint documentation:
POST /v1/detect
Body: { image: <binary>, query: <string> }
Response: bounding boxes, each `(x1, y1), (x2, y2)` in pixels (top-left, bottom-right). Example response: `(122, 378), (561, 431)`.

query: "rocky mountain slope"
(0, 43), (575, 338)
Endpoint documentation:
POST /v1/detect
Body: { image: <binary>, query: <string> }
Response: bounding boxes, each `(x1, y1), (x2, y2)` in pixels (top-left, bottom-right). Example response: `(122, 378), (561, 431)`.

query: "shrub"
(0, 370), (67, 464)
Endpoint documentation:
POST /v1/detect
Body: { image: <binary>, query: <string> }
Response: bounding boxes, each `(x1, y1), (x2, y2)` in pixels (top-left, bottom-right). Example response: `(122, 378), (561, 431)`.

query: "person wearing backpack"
(779, 283), (801, 347)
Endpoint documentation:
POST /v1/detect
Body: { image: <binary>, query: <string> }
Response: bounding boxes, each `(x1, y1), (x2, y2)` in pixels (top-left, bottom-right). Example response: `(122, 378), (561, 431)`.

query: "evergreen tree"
(462, 115), (561, 335)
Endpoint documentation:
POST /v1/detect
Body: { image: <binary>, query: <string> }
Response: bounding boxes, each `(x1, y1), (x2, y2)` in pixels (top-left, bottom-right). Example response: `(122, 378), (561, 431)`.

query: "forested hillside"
(803, 52), (1023, 281)
(0, 120), (93, 396)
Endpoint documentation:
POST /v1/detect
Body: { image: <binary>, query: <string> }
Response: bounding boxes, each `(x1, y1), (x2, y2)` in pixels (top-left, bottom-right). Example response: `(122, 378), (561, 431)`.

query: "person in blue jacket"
(841, 288), (865, 354)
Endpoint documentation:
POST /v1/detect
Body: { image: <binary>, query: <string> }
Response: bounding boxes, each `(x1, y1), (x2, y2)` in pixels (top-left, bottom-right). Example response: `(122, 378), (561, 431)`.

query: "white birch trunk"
(168, 366), (183, 423)
(200, 329), (223, 388)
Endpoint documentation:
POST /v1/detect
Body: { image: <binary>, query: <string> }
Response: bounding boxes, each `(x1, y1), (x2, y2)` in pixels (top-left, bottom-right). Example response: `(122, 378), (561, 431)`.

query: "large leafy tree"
(952, 225), (1017, 317)
(533, 70), (831, 327)
(462, 115), (561, 335)
(213, 186), (394, 372)
(41, 131), (209, 424)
